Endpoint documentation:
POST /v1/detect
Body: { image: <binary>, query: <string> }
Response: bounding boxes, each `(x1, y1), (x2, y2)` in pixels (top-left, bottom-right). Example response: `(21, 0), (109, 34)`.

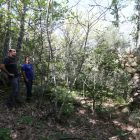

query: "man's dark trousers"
(7, 77), (20, 104)
(25, 80), (33, 99)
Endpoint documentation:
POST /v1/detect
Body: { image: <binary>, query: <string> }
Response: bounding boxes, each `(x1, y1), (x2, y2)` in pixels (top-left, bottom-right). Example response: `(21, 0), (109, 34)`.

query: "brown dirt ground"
(0, 89), (140, 140)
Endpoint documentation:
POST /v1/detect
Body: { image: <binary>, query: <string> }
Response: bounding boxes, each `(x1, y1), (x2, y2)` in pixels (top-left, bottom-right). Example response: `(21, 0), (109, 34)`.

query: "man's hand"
(1, 64), (13, 76)
(22, 71), (28, 83)
(25, 78), (28, 83)
(9, 73), (14, 77)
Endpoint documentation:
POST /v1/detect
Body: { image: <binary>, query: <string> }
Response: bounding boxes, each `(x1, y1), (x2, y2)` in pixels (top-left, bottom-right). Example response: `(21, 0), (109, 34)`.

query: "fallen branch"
(108, 132), (130, 140)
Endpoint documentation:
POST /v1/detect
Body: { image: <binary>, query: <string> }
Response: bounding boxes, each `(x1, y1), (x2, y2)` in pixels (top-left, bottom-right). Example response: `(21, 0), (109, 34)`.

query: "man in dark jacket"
(0, 49), (23, 109)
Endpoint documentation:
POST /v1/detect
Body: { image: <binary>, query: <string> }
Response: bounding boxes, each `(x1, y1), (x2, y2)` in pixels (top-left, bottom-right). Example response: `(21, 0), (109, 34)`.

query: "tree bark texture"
(16, 0), (27, 62)
(112, 0), (119, 28)
(136, 0), (140, 54)
(46, 0), (58, 113)
(3, 0), (11, 58)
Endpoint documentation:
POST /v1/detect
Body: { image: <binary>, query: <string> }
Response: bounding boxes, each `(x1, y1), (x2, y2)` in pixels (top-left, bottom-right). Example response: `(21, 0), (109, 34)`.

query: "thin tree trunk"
(46, 0), (58, 113)
(83, 79), (85, 98)
(111, 0), (119, 32)
(58, 23), (90, 119)
(114, 2), (119, 28)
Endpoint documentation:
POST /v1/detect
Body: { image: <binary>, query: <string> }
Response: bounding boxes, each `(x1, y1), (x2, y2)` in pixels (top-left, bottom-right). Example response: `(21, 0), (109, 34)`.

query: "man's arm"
(22, 71), (28, 83)
(0, 64), (14, 77)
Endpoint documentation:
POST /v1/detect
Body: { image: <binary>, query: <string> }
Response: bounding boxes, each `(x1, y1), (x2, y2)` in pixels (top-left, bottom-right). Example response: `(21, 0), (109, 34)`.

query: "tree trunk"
(16, 0), (27, 62)
(111, 0), (119, 28)
(1, 0), (11, 87)
(46, 0), (58, 113)
(136, 0), (140, 54)
(58, 23), (90, 119)
(3, 0), (11, 58)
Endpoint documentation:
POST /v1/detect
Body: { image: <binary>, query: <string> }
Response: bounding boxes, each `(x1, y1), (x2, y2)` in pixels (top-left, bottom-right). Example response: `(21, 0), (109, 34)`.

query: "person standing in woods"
(21, 57), (34, 102)
(0, 49), (24, 110)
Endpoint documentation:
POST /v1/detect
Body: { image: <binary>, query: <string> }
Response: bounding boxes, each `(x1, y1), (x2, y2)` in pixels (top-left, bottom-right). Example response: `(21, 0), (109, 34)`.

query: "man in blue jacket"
(0, 49), (23, 109)
(21, 57), (34, 102)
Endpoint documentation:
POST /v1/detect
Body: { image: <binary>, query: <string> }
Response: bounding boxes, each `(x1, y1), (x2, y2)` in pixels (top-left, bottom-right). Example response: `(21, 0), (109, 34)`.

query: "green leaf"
(54, 132), (72, 138)
(0, 128), (13, 140)
(18, 116), (36, 123)
(24, 0), (29, 4)
(121, 5), (128, 8)
(38, 123), (46, 131)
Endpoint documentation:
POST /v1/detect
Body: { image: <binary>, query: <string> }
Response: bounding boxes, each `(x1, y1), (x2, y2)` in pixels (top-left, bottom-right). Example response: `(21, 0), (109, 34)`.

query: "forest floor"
(0, 87), (140, 140)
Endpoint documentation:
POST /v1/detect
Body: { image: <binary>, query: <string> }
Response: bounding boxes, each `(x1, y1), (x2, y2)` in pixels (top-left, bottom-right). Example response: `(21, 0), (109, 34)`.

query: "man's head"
(25, 57), (30, 65)
(9, 49), (16, 58)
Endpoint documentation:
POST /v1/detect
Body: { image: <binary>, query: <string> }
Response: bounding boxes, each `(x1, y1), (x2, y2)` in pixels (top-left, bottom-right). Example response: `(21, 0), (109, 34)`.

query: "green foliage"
(115, 128), (126, 140)
(115, 97), (126, 104)
(84, 119), (91, 128)
(84, 103), (92, 112)
(53, 132), (72, 139)
(38, 123), (46, 131)
(38, 85), (82, 107)
(81, 25), (132, 105)
(39, 137), (50, 140)
(88, 133), (97, 138)
(18, 116), (36, 123)
(94, 104), (105, 115)
(0, 128), (13, 140)
(62, 103), (75, 117)
(130, 14), (136, 21)
(33, 84), (81, 118)
(75, 118), (81, 126)
(111, 0), (128, 20)
(70, 98), (81, 107)
(94, 104), (113, 118)
(17, 116), (50, 138)
(33, 86), (44, 95)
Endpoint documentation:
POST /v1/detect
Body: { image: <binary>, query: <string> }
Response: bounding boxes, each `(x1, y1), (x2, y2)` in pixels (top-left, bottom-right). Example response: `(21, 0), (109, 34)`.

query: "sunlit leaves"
(24, 0), (29, 4)
(130, 14), (136, 20)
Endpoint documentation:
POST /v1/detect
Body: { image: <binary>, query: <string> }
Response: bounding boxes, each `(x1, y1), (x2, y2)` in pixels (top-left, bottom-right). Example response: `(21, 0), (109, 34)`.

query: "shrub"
(62, 103), (75, 118)
(0, 128), (13, 140)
